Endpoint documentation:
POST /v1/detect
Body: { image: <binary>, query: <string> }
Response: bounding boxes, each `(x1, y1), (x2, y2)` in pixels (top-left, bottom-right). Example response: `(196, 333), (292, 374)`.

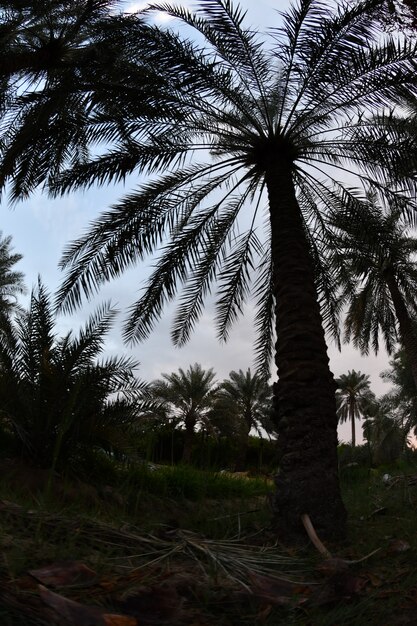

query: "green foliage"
(0, 279), (147, 470)
(124, 463), (270, 502)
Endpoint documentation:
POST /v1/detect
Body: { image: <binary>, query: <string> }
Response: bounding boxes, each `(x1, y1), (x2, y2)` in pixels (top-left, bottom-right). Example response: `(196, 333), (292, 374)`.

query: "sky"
(0, 0), (394, 444)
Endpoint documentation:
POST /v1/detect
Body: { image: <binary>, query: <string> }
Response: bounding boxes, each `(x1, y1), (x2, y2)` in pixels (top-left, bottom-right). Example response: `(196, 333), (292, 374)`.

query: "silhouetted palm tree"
(3, 0), (417, 537)
(381, 348), (417, 438)
(213, 368), (272, 470)
(0, 0), (161, 199)
(336, 370), (375, 448)
(332, 195), (417, 392)
(362, 398), (403, 464)
(0, 231), (26, 328)
(151, 363), (218, 463)
(0, 279), (146, 470)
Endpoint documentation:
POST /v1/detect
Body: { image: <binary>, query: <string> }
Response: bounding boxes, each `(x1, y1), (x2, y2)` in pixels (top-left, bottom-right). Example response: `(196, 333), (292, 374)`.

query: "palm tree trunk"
(385, 272), (417, 392)
(182, 414), (195, 464)
(265, 162), (346, 540)
(349, 398), (356, 448)
(234, 418), (251, 471)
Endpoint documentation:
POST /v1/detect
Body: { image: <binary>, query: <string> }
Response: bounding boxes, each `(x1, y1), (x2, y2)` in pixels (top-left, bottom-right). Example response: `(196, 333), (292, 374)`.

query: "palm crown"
(47, 0), (417, 366)
(151, 363), (218, 462)
(336, 369), (375, 447)
(332, 196), (417, 355)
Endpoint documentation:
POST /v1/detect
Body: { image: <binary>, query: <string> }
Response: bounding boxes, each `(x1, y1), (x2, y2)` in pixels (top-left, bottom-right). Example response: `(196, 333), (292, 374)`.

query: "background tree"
(336, 370), (375, 448)
(381, 348), (417, 438)
(0, 279), (146, 471)
(0, 232), (26, 329)
(151, 363), (218, 464)
(331, 196), (417, 393)
(211, 369), (273, 470)
(362, 398), (404, 465)
(0, 0), (163, 199)
(2, 0), (417, 538)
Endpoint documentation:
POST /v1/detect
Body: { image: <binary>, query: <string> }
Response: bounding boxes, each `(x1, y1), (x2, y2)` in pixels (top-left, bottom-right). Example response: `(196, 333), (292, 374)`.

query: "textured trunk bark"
(385, 272), (417, 392)
(265, 162), (346, 540)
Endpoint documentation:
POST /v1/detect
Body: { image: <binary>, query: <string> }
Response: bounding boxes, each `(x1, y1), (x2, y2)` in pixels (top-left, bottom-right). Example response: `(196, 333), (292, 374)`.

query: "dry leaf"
(39, 585), (137, 626)
(247, 571), (310, 606)
(30, 561), (97, 587)
(114, 583), (184, 624)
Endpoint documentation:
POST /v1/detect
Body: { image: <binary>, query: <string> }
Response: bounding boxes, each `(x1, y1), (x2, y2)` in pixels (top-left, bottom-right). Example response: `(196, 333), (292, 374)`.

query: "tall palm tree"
(3, 0), (417, 538)
(213, 368), (272, 470)
(151, 363), (218, 463)
(336, 370), (375, 448)
(331, 196), (417, 393)
(0, 279), (146, 470)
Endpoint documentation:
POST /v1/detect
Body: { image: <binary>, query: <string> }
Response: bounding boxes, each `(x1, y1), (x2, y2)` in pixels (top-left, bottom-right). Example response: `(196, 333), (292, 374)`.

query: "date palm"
(0, 0), (163, 199)
(381, 348), (417, 437)
(332, 198), (417, 394)
(214, 368), (273, 470)
(0, 279), (146, 470)
(0, 232), (26, 328)
(336, 370), (375, 448)
(3, 0), (417, 537)
(151, 363), (218, 463)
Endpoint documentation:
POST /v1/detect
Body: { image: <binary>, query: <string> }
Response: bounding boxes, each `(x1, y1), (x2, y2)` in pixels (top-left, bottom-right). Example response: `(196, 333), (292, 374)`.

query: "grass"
(1, 459), (417, 624)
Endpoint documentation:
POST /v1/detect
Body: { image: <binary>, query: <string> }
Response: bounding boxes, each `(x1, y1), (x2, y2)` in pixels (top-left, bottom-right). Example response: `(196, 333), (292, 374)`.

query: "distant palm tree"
(213, 369), (272, 470)
(0, 279), (146, 470)
(336, 370), (375, 448)
(362, 398), (403, 465)
(151, 363), (218, 463)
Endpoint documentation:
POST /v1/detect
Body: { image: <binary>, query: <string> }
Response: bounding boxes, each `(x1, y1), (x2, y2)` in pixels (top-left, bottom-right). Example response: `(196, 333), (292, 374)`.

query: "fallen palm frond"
(0, 499), (308, 589)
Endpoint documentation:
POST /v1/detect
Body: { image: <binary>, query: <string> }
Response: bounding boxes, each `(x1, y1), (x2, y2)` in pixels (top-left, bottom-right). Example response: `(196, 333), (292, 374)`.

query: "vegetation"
(0, 279), (147, 471)
(212, 368), (274, 470)
(332, 197), (417, 392)
(150, 363), (218, 463)
(3, 0), (415, 539)
(1, 11), (417, 626)
(336, 370), (375, 448)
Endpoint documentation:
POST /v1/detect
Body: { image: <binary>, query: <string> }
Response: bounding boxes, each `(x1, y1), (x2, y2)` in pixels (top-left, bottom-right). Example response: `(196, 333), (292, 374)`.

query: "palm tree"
(0, 0), (163, 200)
(0, 232), (26, 327)
(0, 279), (146, 470)
(336, 370), (375, 448)
(151, 363), (218, 463)
(362, 398), (403, 465)
(331, 195), (417, 393)
(381, 348), (417, 438)
(213, 369), (273, 470)
(3, 1), (417, 538)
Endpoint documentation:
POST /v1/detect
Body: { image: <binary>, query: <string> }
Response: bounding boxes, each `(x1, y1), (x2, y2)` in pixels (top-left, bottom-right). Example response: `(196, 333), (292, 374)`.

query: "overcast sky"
(0, 0), (393, 444)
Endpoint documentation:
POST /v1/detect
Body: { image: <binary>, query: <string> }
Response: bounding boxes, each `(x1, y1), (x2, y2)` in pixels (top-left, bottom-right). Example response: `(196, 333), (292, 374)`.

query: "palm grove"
(1, 0), (417, 540)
